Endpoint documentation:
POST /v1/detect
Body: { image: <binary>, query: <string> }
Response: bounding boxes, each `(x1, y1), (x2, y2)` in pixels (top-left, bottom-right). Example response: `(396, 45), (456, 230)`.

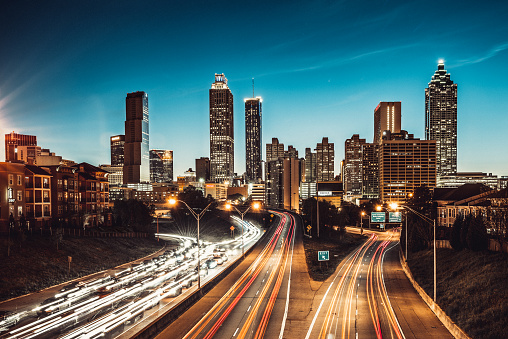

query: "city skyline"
(1, 1), (508, 178)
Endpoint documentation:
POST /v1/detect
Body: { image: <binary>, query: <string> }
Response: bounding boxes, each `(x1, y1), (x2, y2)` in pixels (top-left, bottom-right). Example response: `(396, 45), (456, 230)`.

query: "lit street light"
(168, 198), (214, 291)
(225, 201), (260, 258)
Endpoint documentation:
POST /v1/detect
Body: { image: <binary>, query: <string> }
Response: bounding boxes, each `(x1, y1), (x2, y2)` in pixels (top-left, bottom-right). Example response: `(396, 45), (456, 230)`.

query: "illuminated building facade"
(361, 143), (380, 199)
(150, 149), (173, 183)
(425, 61), (457, 179)
(110, 135), (125, 166)
(344, 134), (366, 200)
(209, 73), (234, 183)
(374, 102), (401, 144)
(316, 137), (334, 181)
(124, 91), (149, 184)
(245, 97), (262, 183)
(380, 131), (436, 202)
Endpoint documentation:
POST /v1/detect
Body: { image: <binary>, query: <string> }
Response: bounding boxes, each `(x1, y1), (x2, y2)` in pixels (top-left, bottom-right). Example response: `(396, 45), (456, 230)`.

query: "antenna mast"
(252, 78), (255, 97)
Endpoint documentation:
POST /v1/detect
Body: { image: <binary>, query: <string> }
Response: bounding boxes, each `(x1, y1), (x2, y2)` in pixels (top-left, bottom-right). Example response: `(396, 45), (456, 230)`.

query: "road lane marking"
(233, 328), (239, 336)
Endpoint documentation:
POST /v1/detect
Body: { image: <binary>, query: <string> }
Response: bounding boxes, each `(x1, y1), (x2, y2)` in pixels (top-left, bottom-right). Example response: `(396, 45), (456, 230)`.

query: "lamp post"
(169, 199), (214, 291)
(360, 211), (365, 234)
(225, 202), (260, 258)
(391, 202), (437, 302)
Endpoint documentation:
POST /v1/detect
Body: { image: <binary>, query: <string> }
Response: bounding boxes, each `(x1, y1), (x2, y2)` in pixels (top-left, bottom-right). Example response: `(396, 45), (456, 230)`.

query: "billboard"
(371, 212), (386, 223)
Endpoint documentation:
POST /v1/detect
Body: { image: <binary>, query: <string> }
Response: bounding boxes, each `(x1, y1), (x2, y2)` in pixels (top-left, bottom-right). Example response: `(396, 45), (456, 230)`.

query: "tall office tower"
(380, 130), (436, 202)
(245, 97), (262, 183)
(362, 143), (380, 199)
(344, 134), (366, 200)
(266, 138), (284, 162)
(124, 91), (149, 184)
(374, 102), (401, 144)
(209, 73), (234, 183)
(110, 135), (125, 166)
(195, 157), (211, 182)
(304, 148), (316, 182)
(425, 61), (457, 178)
(150, 150), (173, 183)
(266, 157), (300, 212)
(5, 131), (37, 162)
(316, 137), (334, 181)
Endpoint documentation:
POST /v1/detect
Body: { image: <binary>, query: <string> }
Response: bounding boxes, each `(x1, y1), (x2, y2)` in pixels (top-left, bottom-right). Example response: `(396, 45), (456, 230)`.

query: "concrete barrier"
(399, 250), (471, 339)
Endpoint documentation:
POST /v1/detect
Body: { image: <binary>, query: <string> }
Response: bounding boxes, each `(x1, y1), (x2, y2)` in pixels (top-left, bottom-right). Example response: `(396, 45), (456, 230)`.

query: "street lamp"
(168, 198), (214, 291)
(360, 211), (365, 234)
(391, 202), (437, 302)
(225, 201), (260, 258)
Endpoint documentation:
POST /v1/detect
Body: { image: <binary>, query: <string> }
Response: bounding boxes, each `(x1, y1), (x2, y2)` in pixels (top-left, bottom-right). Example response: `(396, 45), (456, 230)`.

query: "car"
(213, 254), (224, 265)
(205, 259), (217, 269)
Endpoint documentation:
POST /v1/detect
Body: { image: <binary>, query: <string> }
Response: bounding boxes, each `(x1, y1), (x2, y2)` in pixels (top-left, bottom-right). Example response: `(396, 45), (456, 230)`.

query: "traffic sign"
(318, 251), (329, 261)
(230, 226), (235, 231)
(371, 212), (386, 223)
(389, 212), (402, 223)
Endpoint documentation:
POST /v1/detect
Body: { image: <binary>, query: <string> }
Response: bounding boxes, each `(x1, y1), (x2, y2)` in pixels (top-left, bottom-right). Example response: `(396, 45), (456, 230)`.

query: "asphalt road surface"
(160, 219), (452, 339)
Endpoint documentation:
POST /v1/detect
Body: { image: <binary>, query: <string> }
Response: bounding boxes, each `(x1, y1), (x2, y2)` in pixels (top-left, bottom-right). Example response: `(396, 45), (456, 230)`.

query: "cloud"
(454, 42), (508, 67)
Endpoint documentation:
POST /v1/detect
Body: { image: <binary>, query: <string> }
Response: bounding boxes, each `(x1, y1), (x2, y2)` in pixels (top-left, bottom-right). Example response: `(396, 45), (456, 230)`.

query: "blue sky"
(1, 0), (507, 177)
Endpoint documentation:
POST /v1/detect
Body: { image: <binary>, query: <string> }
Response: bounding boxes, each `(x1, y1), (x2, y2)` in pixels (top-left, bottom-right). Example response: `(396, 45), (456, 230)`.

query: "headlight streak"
(318, 234), (378, 339)
(182, 211), (287, 339)
(253, 213), (295, 339)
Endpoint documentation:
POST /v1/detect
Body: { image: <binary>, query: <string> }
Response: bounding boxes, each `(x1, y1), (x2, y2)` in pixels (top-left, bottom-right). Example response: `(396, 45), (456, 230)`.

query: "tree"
(461, 214), (472, 249)
(178, 185), (214, 209)
(467, 214), (489, 251)
(449, 213), (464, 250)
(113, 199), (154, 233)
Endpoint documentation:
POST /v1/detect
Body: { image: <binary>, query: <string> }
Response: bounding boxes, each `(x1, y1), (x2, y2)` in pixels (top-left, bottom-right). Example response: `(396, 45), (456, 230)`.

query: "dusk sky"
(1, 0), (507, 178)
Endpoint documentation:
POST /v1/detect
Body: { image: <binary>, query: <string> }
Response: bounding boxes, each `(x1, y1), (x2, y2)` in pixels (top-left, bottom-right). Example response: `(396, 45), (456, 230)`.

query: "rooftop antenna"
(252, 78), (255, 98)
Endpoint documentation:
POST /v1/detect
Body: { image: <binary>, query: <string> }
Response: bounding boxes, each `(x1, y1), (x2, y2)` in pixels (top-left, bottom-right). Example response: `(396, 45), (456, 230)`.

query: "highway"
(157, 210), (296, 339)
(162, 217), (452, 339)
(0, 218), (262, 339)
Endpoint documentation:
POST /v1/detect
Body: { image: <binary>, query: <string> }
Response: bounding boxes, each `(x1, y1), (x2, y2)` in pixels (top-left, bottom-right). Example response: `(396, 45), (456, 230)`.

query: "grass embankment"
(407, 248), (508, 339)
(0, 235), (164, 302)
(304, 232), (365, 281)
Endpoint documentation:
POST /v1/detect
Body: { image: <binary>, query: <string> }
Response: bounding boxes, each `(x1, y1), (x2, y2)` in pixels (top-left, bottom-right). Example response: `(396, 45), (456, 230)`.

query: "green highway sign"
(371, 212), (386, 223)
(318, 251), (329, 261)
(389, 212), (402, 223)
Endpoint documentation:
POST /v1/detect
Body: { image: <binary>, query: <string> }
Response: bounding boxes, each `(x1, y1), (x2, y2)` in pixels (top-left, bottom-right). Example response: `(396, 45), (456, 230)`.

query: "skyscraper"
(374, 102), (401, 144)
(380, 130), (436, 202)
(150, 150), (173, 183)
(344, 134), (366, 200)
(316, 137), (334, 181)
(245, 97), (262, 183)
(425, 61), (457, 178)
(195, 157), (211, 182)
(266, 138), (284, 162)
(110, 135), (125, 166)
(124, 91), (149, 184)
(209, 74), (234, 183)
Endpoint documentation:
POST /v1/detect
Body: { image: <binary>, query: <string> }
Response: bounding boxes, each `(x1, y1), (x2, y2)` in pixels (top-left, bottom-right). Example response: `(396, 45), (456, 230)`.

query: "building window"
(17, 190), (22, 201)
(9, 174), (13, 185)
(17, 175), (22, 186)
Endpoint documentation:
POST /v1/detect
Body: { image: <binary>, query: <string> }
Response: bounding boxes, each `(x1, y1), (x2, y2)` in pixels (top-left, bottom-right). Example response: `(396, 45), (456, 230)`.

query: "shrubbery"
(449, 213), (488, 251)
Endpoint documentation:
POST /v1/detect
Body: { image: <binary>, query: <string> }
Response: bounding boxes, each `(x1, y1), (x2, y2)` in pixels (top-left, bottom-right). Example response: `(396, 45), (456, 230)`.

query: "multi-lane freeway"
(159, 213), (452, 339)
(1, 210), (454, 339)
